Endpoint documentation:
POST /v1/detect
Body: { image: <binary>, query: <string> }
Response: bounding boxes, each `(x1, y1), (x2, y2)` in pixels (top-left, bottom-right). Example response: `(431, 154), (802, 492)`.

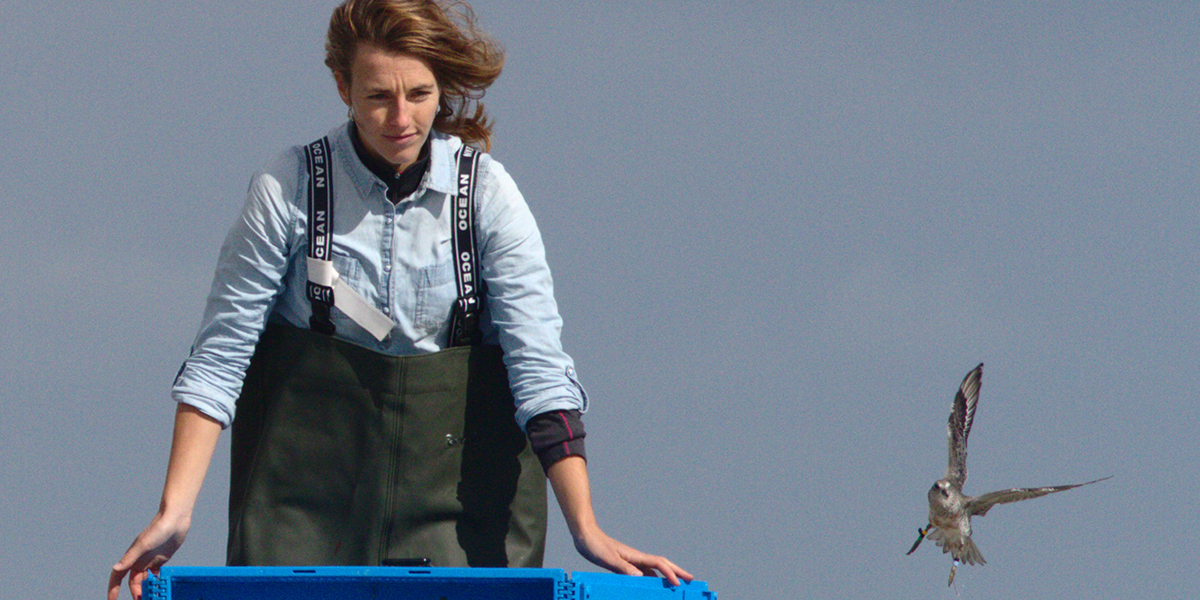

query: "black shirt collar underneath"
(348, 124), (432, 204)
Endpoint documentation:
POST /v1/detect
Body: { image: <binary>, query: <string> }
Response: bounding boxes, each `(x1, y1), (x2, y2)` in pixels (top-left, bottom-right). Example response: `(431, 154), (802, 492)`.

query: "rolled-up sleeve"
(475, 158), (588, 430)
(171, 151), (303, 427)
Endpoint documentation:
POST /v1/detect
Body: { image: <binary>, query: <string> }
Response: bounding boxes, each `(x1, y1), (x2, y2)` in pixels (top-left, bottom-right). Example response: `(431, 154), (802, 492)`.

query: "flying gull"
(906, 363), (1111, 585)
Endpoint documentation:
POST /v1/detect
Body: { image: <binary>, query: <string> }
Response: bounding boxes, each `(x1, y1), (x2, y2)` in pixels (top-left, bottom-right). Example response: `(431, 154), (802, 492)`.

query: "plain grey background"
(3, 1), (1197, 598)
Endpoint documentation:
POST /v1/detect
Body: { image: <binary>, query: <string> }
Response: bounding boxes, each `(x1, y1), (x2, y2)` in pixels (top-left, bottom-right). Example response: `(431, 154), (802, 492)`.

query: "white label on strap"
(307, 257), (396, 342)
(306, 257), (339, 288)
(333, 279), (395, 341)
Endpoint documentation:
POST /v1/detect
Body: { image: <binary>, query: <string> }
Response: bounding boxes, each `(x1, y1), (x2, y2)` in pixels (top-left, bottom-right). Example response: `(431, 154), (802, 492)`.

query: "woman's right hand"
(107, 404), (222, 600)
(107, 512), (190, 600)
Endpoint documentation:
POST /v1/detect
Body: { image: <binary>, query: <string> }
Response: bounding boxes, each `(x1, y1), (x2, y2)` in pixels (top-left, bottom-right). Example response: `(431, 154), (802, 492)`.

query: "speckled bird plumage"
(906, 363), (1111, 585)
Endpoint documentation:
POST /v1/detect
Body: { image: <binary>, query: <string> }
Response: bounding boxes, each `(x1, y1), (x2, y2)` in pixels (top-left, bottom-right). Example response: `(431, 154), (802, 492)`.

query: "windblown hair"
(326, 0), (505, 150)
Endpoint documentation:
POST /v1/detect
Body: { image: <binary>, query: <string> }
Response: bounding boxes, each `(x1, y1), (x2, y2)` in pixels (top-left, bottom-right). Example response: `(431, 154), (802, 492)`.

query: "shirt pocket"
(330, 249), (364, 285)
(328, 249), (368, 329)
(414, 258), (458, 333)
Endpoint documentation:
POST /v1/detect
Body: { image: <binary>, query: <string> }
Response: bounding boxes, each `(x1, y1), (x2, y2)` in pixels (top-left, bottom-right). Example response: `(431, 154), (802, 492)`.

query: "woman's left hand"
(545, 456), (695, 586)
(570, 523), (695, 586)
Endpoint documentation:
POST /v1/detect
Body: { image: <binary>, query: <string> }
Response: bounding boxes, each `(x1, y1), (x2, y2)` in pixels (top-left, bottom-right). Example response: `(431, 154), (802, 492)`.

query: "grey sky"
(3, 2), (1197, 598)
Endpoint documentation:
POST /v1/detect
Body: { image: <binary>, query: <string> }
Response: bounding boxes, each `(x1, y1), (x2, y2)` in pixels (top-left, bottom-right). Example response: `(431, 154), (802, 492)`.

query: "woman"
(107, 1), (692, 598)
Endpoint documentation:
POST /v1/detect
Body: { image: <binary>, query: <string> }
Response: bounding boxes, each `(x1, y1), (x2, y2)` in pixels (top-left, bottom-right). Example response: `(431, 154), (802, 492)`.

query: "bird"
(906, 362), (1111, 585)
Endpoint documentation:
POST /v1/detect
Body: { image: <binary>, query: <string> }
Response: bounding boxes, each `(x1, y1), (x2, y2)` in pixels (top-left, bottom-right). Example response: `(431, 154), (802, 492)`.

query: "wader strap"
(303, 136), (396, 342)
(449, 145), (483, 347)
(304, 137), (335, 335)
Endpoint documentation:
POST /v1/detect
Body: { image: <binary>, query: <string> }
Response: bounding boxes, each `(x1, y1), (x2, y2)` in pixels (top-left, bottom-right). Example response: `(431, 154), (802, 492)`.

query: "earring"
(347, 106), (356, 121)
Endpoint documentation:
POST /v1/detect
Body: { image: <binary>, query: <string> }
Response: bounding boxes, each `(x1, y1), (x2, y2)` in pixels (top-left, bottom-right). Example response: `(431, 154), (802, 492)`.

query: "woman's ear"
(335, 72), (352, 106)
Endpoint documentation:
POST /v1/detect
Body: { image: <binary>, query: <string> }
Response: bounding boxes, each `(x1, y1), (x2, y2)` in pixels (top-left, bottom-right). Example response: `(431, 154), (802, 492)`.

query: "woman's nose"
(389, 101), (412, 128)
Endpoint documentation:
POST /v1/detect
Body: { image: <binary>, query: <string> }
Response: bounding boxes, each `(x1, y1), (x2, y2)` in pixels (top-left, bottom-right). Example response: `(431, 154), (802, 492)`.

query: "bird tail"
(957, 535), (986, 566)
(927, 527), (987, 566)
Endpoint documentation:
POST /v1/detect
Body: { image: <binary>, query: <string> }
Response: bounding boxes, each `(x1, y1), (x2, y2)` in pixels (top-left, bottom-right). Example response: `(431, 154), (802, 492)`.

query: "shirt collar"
(332, 121), (460, 203)
(348, 124), (430, 202)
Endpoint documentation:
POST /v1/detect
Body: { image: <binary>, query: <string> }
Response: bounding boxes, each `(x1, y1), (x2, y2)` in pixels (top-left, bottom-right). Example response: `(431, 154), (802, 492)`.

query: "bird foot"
(906, 524), (930, 555)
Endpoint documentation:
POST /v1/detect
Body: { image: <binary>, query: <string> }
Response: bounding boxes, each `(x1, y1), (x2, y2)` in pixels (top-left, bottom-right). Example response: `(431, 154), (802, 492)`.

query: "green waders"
(227, 323), (547, 567)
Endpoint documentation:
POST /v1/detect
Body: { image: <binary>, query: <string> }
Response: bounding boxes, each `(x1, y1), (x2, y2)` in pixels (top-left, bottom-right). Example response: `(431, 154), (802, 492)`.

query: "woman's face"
(337, 44), (440, 173)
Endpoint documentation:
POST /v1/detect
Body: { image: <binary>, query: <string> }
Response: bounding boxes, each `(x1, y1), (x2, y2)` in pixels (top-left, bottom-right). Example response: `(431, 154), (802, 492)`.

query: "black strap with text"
(304, 137), (336, 335)
(449, 145), (483, 347)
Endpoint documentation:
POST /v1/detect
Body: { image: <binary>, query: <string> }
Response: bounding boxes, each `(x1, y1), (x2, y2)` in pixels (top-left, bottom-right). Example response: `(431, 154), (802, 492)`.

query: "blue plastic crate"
(143, 566), (717, 600)
(572, 571), (717, 599)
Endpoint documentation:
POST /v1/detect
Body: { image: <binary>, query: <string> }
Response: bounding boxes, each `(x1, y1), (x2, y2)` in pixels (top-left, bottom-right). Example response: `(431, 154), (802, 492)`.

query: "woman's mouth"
(384, 132), (416, 145)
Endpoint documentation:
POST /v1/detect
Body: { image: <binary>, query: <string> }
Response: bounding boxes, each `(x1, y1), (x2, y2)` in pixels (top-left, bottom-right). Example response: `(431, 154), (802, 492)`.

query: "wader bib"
(226, 140), (546, 567)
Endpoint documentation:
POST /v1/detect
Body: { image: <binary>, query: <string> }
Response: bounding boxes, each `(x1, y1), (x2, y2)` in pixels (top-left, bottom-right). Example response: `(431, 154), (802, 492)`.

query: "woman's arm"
(546, 456), (694, 586)
(472, 152), (689, 583)
(107, 403), (222, 600)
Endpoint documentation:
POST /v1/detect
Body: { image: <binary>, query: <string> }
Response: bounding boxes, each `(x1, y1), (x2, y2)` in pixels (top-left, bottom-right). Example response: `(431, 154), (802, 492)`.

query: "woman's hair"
(326, 0), (505, 150)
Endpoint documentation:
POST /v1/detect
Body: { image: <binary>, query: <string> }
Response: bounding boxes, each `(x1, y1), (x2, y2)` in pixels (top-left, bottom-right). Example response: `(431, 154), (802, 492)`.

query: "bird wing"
(945, 363), (983, 488)
(965, 476), (1113, 517)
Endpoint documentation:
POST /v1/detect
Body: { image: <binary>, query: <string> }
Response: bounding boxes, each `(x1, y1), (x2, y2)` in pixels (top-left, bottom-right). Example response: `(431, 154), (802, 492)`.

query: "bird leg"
(906, 524), (930, 555)
(947, 558), (959, 586)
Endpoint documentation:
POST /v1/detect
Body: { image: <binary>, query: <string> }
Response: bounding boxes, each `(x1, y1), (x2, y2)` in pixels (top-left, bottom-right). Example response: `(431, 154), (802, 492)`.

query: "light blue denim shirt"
(173, 122), (586, 430)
